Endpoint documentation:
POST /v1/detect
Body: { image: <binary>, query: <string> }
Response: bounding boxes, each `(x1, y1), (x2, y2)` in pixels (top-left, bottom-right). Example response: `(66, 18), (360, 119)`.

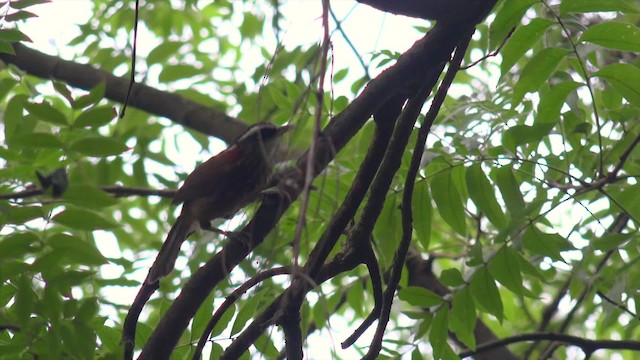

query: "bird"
(146, 122), (291, 284)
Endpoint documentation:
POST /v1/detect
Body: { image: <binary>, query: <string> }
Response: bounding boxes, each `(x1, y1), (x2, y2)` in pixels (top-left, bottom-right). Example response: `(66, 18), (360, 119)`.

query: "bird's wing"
(172, 148), (241, 205)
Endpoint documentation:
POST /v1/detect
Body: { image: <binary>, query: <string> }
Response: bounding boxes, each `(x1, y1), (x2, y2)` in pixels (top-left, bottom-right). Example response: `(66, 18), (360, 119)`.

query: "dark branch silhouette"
(0, 43), (247, 143)
(460, 332), (640, 359)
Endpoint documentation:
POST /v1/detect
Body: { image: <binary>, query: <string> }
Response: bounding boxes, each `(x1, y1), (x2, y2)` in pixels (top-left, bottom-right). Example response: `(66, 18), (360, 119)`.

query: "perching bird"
(146, 122), (291, 284)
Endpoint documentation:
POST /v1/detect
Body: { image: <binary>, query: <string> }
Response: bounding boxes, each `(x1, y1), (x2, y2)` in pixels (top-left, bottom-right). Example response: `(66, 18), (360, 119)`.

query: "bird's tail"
(146, 215), (196, 284)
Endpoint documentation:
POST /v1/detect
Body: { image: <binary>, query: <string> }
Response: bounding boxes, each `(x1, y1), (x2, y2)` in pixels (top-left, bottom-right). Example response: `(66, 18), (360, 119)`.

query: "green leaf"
(512, 47), (571, 106)
(489, 0), (537, 50)
(608, 186), (640, 224)
(374, 195), (402, 268)
(492, 166), (525, 216)
(348, 279), (366, 316)
(0, 204), (43, 225)
(449, 287), (476, 350)
(52, 81), (74, 106)
(466, 164), (508, 228)
(52, 207), (118, 230)
(69, 136), (129, 157)
(0, 232), (39, 259)
(158, 64), (203, 82)
(146, 41), (183, 65)
(581, 22), (640, 52)
(192, 291), (215, 338)
(0, 285), (16, 307)
(411, 348), (425, 360)
(73, 82), (106, 109)
(429, 307), (449, 359)
(502, 122), (555, 152)
(488, 247), (524, 296)
(560, 0), (640, 14)
(397, 287), (445, 308)
(595, 63), (640, 109)
(4, 95), (26, 141)
(207, 343), (224, 360)
(70, 321), (96, 359)
(522, 227), (574, 262)
(13, 133), (63, 148)
(74, 106), (117, 127)
(231, 290), (268, 336)
(24, 101), (68, 125)
(0, 40), (15, 54)
(75, 297), (99, 322)
(412, 180), (432, 249)
(15, 274), (36, 327)
(537, 81), (582, 124)
(431, 171), (466, 235)
(267, 86), (293, 109)
(592, 233), (634, 251)
(255, 335), (279, 358)
(0, 78), (18, 103)
(440, 268), (465, 287)
(0, 28), (31, 42)
(333, 68), (349, 83)
(5, 10), (38, 21)
(94, 324), (122, 353)
(501, 18), (555, 77)
(9, 0), (52, 10)
(62, 184), (118, 208)
(470, 267), (503, 322)
(47, 233), (108, 265)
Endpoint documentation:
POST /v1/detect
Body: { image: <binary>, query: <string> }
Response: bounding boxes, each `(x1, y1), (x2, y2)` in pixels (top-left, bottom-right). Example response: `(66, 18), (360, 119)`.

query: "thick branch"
(220, 240), (364, 359)
(365, 29), (472, 360)
(193, 267), (292, 360)
(0, 43), (246, 143)
(360, 77), (441, 360)
(139, 19), (477, 359)
(357, 0), (492, 22)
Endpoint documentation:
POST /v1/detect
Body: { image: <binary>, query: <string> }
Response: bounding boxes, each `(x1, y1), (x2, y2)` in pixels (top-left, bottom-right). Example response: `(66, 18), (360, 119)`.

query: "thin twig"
(329, 7), (371, 80)
(0, 185), (175, 200)
(461, 26), (515, 70)
(540, 0), (604, 177)
(341, 241), (383, 348)
(292, 0), (332, 269)
(597, 290), (639, 320)
(193, 267), (292, 360)
(611, 131), (640, 177)
(120, 0), (139, 118)
(460, 332), (640, 358)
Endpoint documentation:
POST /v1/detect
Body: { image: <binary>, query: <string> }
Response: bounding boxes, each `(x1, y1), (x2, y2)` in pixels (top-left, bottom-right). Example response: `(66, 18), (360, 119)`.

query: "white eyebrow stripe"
(236, 123), (276, 142)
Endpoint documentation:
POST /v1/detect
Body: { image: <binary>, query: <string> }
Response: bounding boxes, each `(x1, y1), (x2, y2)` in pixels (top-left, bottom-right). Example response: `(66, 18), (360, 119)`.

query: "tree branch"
(220, 241), (365, 359)
(0, 43), (247, 143)
(459, 332), (640, 359)
(359, 75), (442, 359)
(193, 267), (292, 360)
(138, 18), (477, 358)
(340, 240), (383, 348)
(364, 29), (473, 360)
(0, 185), (174, 200)
(357, 0), (493, 22)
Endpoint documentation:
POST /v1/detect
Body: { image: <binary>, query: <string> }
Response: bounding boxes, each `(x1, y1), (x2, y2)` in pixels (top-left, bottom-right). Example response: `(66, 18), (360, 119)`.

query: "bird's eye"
(258, 127), (277, 139)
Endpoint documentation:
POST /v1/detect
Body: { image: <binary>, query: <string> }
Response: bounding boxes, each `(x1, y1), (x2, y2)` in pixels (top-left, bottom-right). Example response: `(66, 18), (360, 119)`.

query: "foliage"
(0, 0), (639, 359)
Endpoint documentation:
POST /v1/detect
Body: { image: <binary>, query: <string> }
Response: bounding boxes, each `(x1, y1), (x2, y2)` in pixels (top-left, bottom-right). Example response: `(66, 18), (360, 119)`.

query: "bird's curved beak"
(276, 124), (293, 136)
